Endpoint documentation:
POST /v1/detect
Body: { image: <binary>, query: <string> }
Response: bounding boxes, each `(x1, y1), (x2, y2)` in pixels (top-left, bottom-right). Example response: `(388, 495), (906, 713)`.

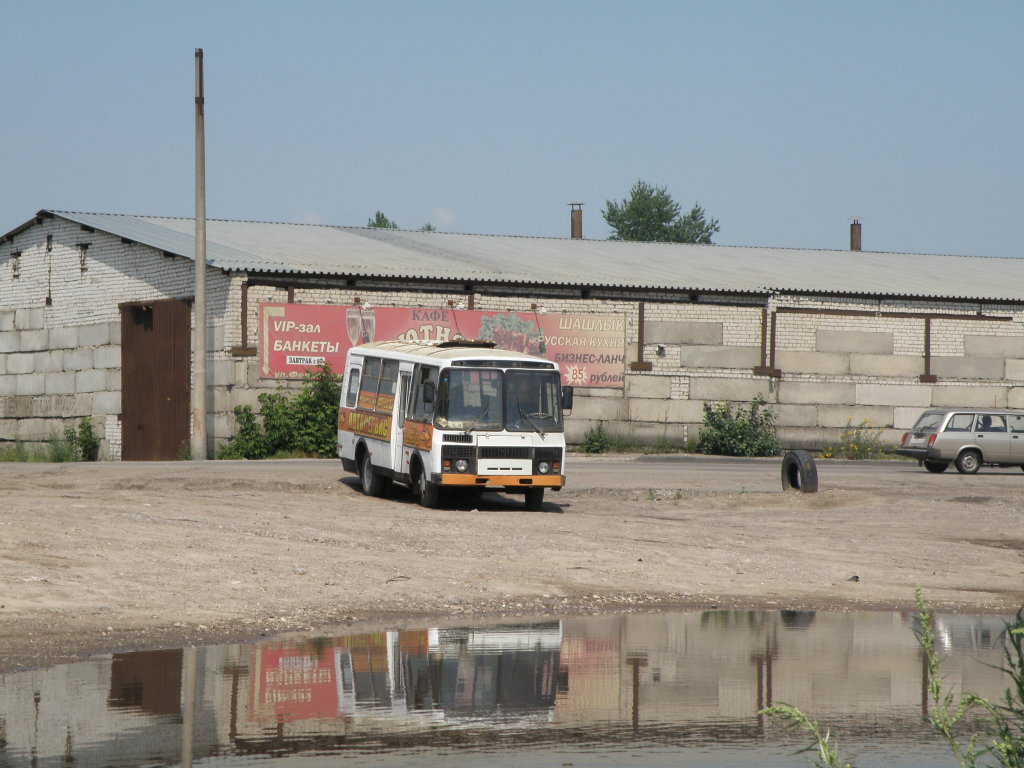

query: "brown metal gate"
(120, 299), (191, 460)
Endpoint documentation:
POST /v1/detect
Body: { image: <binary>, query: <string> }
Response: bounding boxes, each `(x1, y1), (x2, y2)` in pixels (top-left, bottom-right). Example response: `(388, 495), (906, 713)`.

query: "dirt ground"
(1, 455), (1023, 671)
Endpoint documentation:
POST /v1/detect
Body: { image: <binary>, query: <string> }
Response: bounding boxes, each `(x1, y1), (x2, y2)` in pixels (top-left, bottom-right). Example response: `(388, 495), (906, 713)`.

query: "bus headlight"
(537, 461), (551, 474)
(454, 458), (470, 473)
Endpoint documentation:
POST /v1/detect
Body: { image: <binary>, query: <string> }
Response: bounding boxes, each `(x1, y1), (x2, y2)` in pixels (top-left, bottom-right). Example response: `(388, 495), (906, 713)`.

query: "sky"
(1, 1), (1021, 258)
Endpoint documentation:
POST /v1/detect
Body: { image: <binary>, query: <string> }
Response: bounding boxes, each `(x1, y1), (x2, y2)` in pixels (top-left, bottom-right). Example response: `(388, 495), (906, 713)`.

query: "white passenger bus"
(337, 340), (573, 510)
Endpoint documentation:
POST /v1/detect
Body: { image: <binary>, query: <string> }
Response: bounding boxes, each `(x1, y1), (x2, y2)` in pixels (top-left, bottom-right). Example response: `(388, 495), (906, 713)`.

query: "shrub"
(64, 417), (101, 461)
(696, 396), (782, 457)
(578, 421), (611, 454)
(820, 419), (885, 459)
(217, 364), (341, 460)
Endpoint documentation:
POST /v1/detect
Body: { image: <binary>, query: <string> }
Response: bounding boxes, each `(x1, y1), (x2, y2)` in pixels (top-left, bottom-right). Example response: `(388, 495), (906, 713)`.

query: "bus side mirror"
(561, 386), (573, 411)
(423, 381), (435, 405)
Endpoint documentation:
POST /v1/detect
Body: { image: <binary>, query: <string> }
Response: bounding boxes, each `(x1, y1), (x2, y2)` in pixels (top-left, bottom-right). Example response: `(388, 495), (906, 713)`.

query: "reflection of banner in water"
(248, 626), (562, 725)
(259, 303), (626, 387)
(249, 646), (339, 724)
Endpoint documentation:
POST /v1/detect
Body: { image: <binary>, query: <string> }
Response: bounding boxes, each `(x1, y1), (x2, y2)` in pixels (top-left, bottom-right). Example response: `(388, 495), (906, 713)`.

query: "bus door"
(393, 370), (412, 473)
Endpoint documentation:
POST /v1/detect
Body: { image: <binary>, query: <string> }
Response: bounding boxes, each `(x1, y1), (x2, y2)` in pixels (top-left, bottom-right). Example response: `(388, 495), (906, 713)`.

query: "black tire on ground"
(524, 487), (545, 511)
(416, 464), (440, 508)
(954, 450), (982, 475)
(924, 461), (950, 473)
(360, 451), (390, 496)
(781, 450), (818, 493)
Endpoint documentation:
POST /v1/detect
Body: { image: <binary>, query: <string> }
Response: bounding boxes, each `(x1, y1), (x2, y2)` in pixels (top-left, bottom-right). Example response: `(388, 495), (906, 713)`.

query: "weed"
(64, 418), (100, 461)
(577, 422), (641, 454)
(820, 419), (886, 459)
(696, 395), (782, 457)
(578, 421), (611, 454)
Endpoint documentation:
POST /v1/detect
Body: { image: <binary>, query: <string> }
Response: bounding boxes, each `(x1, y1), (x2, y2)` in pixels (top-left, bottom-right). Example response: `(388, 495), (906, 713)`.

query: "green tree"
(602, 180), (720, 244)
(367, 211), (398, 229)
(419, 222), (436, 231)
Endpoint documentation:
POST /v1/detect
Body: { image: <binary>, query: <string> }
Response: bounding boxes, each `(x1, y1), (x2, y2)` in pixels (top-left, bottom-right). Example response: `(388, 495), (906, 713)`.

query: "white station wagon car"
(896, 408), (1024, 474)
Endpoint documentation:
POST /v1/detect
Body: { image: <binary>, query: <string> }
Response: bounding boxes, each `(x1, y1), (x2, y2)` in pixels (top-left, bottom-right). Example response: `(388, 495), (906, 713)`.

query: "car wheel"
(954, 450), (981, 475)
(416, 465), (440, 508)
(524, 487), (545, 511)
(360, 451), (390, 496)
(923, 461), (949, 473)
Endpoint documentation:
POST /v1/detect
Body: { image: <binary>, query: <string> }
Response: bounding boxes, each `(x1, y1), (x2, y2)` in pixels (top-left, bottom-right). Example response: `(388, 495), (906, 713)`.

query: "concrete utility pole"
(191, 48), (208, 460)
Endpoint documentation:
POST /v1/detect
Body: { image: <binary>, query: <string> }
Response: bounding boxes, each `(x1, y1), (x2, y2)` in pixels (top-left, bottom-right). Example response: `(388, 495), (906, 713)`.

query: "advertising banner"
(259, 303), (626, 387)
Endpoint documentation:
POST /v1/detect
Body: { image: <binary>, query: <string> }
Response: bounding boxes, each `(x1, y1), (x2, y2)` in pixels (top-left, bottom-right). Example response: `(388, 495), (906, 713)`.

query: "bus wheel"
(360, 452), (390, 497)
(416, 467), (440, 508)
(524, 487), (545, 511)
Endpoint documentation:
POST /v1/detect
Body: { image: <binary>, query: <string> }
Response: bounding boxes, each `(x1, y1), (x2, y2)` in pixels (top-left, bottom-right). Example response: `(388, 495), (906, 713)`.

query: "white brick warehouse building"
(3, 209), (1024, 459)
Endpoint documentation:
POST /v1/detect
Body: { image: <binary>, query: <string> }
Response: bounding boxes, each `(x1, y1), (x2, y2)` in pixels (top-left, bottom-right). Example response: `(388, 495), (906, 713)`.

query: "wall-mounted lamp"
(656, 345), (667, 358)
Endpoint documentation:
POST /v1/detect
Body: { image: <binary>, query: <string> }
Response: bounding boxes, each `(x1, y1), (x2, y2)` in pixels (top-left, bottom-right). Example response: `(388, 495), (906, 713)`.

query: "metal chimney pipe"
(569, 203), (583, 239)
(850, 218), (862, 251)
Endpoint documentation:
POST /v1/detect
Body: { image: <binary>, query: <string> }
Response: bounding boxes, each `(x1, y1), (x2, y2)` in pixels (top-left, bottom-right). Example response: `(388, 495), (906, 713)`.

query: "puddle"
(0, 609), (1016, 767)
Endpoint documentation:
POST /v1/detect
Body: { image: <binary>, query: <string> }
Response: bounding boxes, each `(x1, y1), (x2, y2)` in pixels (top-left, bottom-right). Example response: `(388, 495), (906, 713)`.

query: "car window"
(911, 412), (945, 432)
(1009, 415), (1024, 433)
(973, 413), (1007, 432)
(944, 413), (975, 431)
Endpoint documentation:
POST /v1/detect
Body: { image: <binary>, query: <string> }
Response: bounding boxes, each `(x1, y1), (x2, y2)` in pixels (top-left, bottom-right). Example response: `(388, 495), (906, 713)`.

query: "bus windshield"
(436, 369), (563, 433)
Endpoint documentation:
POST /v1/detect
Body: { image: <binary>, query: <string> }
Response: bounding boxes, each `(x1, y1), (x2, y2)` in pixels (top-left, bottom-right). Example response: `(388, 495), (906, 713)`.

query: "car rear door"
(973, 413), (1012, 462)
(1009, 415), (1024, 464)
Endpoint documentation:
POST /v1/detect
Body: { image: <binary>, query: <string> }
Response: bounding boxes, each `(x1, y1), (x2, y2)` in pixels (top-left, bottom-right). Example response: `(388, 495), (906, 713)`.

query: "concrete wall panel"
(680, 345), (760, 369)
(626, 375), (671, 399)
(776, 351), (850, 375)
(931, 385), (1008, 409)
(688, 377), (770, 402)
(817, 330), (893, 354)
(63, 348), (94, 371)
(894, 406), (930, 430)
(75, 369), (107, 393)
(930, 356), (1005, 379)
(93, 345), (120, 369)
(776, 404), (818, 427)
(78, 323), (111, 347)
(569, 396), (628, 421)
(964, 335), (1024, 357)
(15, 374), (45, 396)
(629, 421), (688, 446)
(666, 399), (706, 423)
(7, 353), (34, 375)
(645, 321), (722, 345)
(778, 382), (856, 405)
(850, 353), (923, 377)
(817, 404), (892, 428)
(856, 383), (932, 407)
(48, 326), (79, 349)
(20, 329), (48, 351)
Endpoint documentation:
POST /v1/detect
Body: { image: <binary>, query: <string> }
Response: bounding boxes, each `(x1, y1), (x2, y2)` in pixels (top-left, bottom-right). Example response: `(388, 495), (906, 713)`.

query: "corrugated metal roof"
(21, 210), (1024, 303)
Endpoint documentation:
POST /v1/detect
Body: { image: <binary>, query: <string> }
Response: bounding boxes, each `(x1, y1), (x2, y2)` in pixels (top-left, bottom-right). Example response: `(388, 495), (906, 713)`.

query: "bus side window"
(345, 367), (361, 408)
(411, 366), (438, 421)
(376, 360), (399, 413)
(358, 358), (381, 410)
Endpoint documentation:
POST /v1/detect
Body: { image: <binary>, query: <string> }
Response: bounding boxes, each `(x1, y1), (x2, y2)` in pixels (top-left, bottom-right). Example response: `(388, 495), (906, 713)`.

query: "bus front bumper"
(435, 473), (564, 489)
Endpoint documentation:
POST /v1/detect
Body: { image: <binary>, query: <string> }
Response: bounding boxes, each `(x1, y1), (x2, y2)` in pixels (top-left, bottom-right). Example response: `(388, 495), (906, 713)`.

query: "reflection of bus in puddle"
(242, 622), (563, 744)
